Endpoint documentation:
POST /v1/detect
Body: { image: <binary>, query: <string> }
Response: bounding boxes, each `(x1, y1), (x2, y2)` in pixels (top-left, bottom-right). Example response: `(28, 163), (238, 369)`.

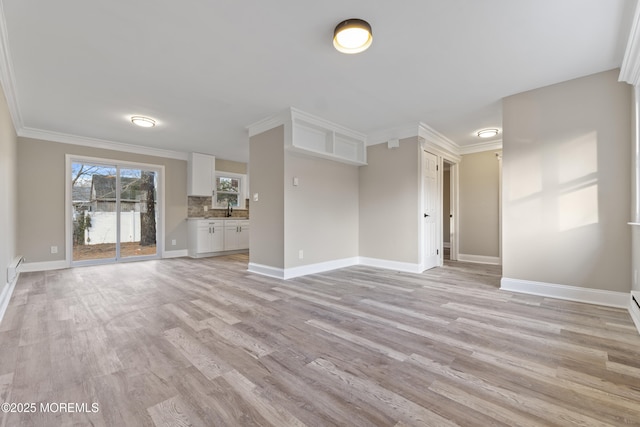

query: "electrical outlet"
(51, 246), (58, 254)
(253, 193), (259, 202)
(204, 205), (208, 211)
(298, 249), (304, 259)
(171, 239), (177, 246)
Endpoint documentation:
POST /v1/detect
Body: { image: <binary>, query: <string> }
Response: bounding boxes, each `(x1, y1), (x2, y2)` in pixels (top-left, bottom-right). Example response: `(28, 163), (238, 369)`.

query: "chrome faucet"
(226, 200), (233, 217)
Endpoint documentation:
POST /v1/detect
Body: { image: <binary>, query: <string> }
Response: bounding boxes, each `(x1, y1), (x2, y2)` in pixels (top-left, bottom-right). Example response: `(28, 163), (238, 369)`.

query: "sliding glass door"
(71, 159), (160, 265)
(118, 167), (157, 259)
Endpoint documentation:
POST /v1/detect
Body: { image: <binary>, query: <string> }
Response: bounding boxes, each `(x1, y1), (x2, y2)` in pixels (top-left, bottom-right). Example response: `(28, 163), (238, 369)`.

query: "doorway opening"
(67, 156), (163, 266)
(419, 139), (460, 272)
(443, 160), (453, 261)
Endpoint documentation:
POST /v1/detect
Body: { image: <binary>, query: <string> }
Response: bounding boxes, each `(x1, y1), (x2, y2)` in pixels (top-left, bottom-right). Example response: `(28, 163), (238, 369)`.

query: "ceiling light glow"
(333, 19), (372, 54)
(477, 128), (499, 138)
(131, 116), (156, 128)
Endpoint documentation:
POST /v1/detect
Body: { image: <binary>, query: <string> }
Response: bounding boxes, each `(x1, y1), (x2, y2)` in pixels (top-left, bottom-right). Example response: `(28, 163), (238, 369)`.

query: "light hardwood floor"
(1, 254), (639, 426)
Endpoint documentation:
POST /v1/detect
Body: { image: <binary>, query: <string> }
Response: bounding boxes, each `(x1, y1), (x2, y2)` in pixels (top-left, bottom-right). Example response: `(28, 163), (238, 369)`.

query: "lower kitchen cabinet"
(224, 220), (250, 251)
(188, 219), (249, 257)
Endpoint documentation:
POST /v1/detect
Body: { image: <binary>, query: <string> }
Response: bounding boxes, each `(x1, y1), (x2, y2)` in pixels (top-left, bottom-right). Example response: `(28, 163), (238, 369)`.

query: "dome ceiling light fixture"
(131, 116), (156, 128)
(333, 19), (373, 54)
(477, 128), (499, 138)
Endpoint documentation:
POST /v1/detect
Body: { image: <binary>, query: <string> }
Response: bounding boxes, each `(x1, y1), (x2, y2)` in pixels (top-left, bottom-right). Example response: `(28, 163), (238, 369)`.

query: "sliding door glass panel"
(119, 168), (158, 258)
(72, 162), (117, 262)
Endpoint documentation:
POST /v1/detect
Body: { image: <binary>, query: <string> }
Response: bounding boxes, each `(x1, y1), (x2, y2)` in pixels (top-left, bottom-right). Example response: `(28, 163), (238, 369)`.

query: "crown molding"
(246, 108), (291, 137)
(459, 139), (503, 155)
(19, 127), (188, 161)
(0, 1), (22, 130)
(247, 107), (367, 142)
(289, 107), (366, 141)
(418, 122), (460, 156)
(369, 121), (502, 158)
(620, 0), (640, 85)
(366, 123), (420, 146)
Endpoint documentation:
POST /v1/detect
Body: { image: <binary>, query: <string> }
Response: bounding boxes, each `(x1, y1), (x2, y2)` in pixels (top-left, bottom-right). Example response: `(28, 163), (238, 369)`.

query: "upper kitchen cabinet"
(291, 117), (366, 165)
(248, 107), (367, 166)
(187, 152), (216, 196)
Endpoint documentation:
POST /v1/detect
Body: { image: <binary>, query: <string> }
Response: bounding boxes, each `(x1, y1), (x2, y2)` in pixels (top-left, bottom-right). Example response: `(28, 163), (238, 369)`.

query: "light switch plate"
(253, 193), (259, 202)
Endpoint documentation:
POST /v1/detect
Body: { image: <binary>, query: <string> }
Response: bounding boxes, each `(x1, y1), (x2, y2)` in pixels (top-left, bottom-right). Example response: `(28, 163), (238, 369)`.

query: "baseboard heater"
(7, 256), (24, 284)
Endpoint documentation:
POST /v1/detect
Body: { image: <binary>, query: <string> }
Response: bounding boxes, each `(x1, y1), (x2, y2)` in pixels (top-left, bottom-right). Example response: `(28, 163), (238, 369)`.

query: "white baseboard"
(20, 260), (69, 273)
(247, 263), (285, 279)
(283, 257), (359, 279)
(500, 277), (629, 308)
(0, 279), (18, 326)
(630, 292), (640, 335)
(457, 254), (501, 265)
(358, 257), (423, 274)
(249, 256), (422, 280)
(162, 249), (188, 259)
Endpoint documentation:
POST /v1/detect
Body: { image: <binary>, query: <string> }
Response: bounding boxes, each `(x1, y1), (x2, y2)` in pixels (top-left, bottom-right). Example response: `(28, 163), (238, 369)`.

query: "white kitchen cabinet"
(188, 220), (224, 257)
(188, 219), (249, 257)
(224, 220), (250, 251)
(187, 152), (216, 196)
(237, 221), (250, 249)
(291, 118), (366, 166)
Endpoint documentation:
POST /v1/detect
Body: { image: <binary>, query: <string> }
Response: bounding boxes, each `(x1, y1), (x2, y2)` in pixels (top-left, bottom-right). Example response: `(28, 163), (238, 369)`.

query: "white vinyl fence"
(83, 211), (141, 244)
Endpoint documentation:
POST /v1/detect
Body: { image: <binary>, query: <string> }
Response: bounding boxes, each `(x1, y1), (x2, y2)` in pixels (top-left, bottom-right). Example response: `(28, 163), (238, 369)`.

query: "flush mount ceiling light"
(131, 116), (156, 128)
(477, 128), (499, 138)
(333, 19), (373, 54)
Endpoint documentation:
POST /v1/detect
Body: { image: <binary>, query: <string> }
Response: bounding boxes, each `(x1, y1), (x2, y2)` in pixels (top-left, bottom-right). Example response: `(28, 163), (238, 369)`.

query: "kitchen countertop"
(187, 217), (249, 220)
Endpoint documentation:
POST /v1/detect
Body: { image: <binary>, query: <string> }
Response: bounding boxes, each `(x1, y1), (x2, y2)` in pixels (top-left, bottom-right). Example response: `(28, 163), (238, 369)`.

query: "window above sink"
(215, 172), (247, 209)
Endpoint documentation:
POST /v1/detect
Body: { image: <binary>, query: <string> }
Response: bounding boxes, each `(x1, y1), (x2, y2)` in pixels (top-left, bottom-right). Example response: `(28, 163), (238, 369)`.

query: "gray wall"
(216, 158), (247, 174)
(359, 137), (420, 263)
(284, 150), (359, 268)
(249, 124), (359, 270)
(249, 126), (285, 269)
(459, 150), (501, 257)
(0, 84), (17, 292)
(17, 137), (188, 263)
(502, 69), (632, 292)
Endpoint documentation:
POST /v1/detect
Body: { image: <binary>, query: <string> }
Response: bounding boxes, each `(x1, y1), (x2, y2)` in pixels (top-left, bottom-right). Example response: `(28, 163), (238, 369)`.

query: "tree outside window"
(216, 176), (241, 208)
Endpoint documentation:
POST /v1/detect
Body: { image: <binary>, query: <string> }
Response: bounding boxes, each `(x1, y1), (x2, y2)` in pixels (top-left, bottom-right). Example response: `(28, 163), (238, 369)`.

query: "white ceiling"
(0, 0), (636, 162)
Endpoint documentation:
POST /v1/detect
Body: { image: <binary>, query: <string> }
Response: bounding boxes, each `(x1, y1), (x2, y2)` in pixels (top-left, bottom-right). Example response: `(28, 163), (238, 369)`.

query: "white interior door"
(423, 150), (439, 270)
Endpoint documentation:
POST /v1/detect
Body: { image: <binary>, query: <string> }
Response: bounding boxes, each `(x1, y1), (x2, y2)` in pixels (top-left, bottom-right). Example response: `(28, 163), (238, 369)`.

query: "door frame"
(65, 154), (165, 267)
(445, 160), (460, 262)
(418, 135), (461, 270)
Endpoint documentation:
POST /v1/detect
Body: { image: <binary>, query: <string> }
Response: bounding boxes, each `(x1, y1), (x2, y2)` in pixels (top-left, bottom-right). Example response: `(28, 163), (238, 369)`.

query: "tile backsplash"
(188, 196), (250, 219)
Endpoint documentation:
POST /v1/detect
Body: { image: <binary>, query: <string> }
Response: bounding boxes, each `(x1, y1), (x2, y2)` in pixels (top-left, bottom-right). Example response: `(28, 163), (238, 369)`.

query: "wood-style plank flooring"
(1, 254), (639, 426)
